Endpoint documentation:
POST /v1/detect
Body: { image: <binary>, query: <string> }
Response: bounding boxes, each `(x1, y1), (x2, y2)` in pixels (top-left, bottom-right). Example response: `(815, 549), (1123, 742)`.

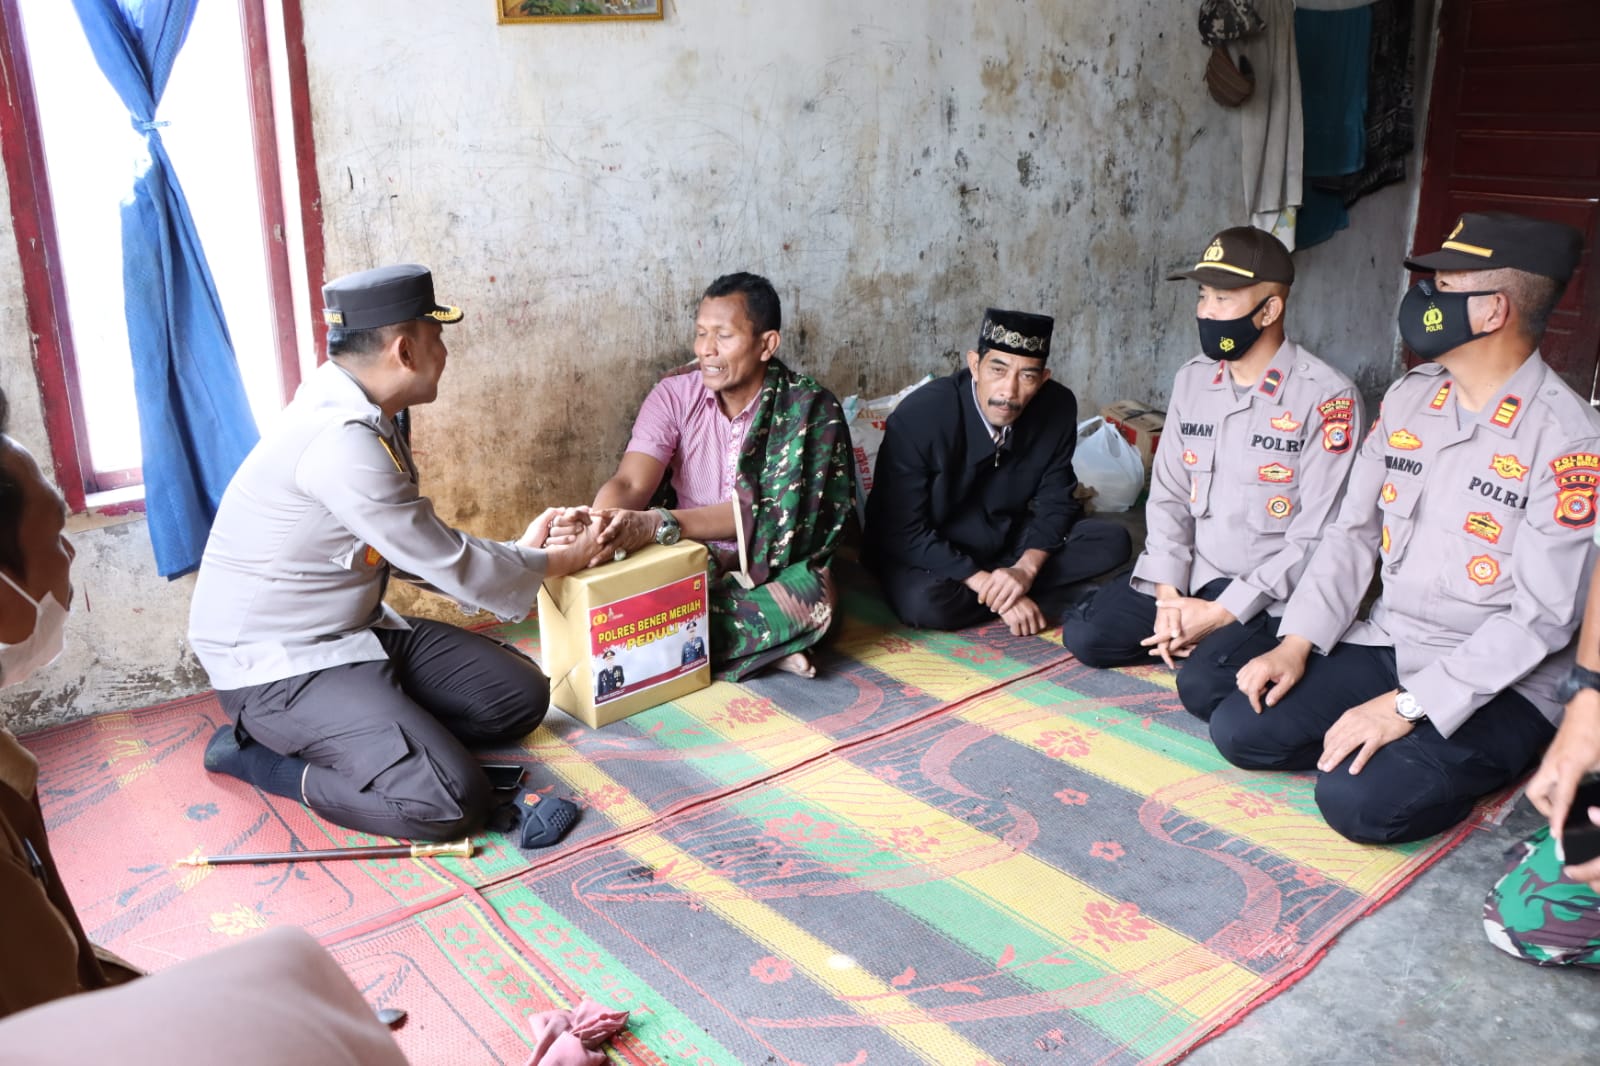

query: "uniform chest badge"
(1381, 482), (1397, 504)
(1269, 410), (1301, 432)
(1258, 462), (1294, 484)
(1381, 525), (1391, 554)
(1467, 554), (1501, 587)
(1550, 452), (1600, 529)
(1388, 428), (1423, 450)
(1265, 495), (1293, 520)
(1463, 511), (1503, 544)
(1183, 449), (1199, 466)
(363, 545), (385, 568)
(1490, 454), (1528, 481)
(1189, 476), (1199, 504)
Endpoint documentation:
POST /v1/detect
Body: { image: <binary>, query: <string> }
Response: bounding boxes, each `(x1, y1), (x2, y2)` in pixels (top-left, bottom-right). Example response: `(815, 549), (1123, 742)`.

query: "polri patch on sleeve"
(1318, 397), (1354, 454)
(1550, 452), (1600, 529)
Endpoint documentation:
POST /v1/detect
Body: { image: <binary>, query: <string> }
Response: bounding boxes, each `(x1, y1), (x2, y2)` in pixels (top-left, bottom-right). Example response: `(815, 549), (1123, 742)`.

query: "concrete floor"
(1189, 803), (1600, 1066)
(1081, 507), (1600, 1066)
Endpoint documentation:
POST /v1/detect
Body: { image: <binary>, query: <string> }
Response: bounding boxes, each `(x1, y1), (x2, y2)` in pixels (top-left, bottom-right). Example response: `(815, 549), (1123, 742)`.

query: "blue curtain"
(70, 0), (259, 577)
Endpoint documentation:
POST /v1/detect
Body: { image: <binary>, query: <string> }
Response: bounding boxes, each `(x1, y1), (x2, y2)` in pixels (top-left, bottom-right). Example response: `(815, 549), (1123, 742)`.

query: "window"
(0, 0), (322, 510)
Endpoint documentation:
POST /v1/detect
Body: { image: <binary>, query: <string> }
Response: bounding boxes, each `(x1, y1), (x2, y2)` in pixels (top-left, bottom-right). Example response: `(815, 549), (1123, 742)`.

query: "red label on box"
(588, 573), (709, 705)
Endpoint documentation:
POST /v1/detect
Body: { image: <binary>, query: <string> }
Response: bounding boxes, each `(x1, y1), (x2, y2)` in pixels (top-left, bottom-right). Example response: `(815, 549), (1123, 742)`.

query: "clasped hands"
(964, 565), (1045, 637)
(1141, 587), (1235, 669)
(519, 506), (659, 569)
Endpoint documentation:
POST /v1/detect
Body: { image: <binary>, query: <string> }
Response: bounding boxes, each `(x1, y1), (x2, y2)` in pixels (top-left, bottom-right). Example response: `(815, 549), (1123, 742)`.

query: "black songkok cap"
(322, 264), (464, 332)
(1405, 211), (1584, 284)
(978, 308), (1054, 361)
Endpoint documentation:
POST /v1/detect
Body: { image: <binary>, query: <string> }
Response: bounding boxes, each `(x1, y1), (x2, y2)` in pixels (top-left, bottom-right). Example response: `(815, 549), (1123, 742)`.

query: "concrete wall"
(0, 0), (1431, 730)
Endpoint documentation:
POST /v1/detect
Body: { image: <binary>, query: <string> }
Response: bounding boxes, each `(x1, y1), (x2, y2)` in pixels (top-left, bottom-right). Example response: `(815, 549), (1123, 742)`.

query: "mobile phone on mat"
(483, 763), (527, 793)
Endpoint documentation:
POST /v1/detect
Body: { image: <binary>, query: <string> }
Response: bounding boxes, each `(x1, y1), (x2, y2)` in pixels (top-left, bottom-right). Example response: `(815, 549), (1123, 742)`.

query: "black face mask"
(1397, 279), (1497, 360)
(1197, 297), (1271, 362)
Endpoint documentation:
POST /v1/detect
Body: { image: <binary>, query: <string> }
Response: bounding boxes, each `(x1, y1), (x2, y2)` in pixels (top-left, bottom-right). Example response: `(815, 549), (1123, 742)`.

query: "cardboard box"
(538, 542), (711, 728)
(1100, 400), (1165, 470)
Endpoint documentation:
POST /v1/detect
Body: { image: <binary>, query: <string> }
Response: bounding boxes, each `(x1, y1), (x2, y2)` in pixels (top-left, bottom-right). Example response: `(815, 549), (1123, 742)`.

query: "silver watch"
(1394, 689), (1426, 722)
(652, 507), (681, 546)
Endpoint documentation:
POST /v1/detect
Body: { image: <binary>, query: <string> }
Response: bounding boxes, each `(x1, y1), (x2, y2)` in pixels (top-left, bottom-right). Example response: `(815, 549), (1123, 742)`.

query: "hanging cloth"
(1237, 0), (1304, 249)
(69, 0), (260, 577)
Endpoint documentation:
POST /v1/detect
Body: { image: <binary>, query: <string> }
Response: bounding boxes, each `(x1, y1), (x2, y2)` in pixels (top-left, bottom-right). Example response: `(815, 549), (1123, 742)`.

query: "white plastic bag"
(844, 375), (932, 523)
(1074, 416), (1144, 512)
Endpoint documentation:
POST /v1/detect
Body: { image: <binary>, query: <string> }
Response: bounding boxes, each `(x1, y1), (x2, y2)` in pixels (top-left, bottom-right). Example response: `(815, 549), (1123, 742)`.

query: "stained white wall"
(0, 0), (1428, 729)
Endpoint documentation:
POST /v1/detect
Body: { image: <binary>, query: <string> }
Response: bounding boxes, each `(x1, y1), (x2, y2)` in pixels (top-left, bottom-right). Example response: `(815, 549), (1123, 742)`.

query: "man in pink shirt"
(542, 273), (854, 680)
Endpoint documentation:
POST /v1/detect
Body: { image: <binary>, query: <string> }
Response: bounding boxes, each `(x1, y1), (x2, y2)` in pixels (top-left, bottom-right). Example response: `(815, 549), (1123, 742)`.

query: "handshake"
(517, 506), (663, 577)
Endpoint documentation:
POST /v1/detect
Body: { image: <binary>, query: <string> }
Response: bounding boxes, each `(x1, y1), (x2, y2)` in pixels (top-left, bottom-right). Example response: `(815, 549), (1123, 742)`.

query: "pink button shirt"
(626, 371), (758, 548)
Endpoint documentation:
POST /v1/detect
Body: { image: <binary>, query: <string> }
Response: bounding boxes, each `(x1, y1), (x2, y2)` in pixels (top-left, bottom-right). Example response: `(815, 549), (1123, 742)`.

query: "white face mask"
(0, 571), (69, 689)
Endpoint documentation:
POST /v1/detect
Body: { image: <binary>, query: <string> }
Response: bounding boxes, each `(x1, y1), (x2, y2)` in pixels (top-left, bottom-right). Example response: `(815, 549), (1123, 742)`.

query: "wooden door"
(1412, 0), (1600, 398)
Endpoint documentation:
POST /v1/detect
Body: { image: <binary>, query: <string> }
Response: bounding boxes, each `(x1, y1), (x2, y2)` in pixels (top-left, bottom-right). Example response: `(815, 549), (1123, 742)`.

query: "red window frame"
(0, 0), (325, 512)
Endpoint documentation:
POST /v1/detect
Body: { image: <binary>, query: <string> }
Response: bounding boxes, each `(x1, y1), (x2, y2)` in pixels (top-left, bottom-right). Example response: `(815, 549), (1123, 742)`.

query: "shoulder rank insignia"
(1318, 397), (1354, 454)
(1550, 452), (1600, 529)
(1388, 428), (1423, 450)
(1463, 511), (1503, 544)
(1381, 482), (1397, 504)
(1490, 454), (1528, 481)
(1429, 382), (1452, 410)
(1212, 365), (1225, 386)
(1269, 410), (1301, 432)
(1258, 462), (1294, 484)
(1467, 554), (1501, 587)
(1258, 368), (1283, 397)
(1265, 495), (1293, 520)
(1490, 395), (1522, 429)
(1183, 449), (1199, 466)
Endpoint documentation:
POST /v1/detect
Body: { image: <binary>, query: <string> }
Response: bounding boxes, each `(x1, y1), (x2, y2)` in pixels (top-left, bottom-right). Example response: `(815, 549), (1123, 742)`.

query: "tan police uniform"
(1135, 341), (1362, 623)
(1210, 355), (1600, 842)
(189, 266), (556, 841)
(1284, 356), (1600, 732)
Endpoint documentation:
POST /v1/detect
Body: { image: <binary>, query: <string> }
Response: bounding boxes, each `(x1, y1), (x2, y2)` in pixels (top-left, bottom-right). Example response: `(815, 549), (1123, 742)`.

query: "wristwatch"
(652, 507), (681, 546)
(1556, 665), (1600, 704)
(1394, 688), (1426, 723)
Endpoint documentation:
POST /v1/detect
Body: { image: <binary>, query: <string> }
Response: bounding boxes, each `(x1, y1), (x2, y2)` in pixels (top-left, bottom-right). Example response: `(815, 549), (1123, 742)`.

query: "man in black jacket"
(865, 308), (1132, 636)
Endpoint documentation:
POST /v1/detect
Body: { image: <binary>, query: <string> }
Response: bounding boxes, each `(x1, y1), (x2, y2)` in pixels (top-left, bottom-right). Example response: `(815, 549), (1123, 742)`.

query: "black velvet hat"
(977, 308), (1054, 361)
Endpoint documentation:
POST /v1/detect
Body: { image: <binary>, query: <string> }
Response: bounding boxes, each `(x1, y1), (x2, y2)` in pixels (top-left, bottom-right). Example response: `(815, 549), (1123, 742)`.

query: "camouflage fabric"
(709, 359), (854, 681)
(1483, 825), (1600, 968)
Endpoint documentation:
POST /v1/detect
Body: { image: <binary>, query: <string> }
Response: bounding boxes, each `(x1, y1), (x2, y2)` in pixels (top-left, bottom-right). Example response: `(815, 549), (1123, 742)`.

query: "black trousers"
(217, 619), (548, 840)
(1060, 575), (1281, 721)
(876, 518), (1132, 630)
(1208, 642), (1556, 844)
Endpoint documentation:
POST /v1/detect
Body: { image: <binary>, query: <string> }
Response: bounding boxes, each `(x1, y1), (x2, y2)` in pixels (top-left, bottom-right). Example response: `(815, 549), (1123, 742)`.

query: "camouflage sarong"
(708, 359), (853, 681)
(1483, 825), (1600, 968)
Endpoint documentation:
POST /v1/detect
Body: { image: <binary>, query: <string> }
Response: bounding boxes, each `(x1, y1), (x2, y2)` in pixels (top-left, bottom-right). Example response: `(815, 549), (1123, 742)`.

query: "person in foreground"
(1484, 554), (1600, 968)
(1216, 212), (1600, 844)
(0, 385), (407, 1062)
(537, 272), (854, 681)
(189, 265), (599, 842)
(865, 308), (1132, 636)
(1061, 227), (1361, 719)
